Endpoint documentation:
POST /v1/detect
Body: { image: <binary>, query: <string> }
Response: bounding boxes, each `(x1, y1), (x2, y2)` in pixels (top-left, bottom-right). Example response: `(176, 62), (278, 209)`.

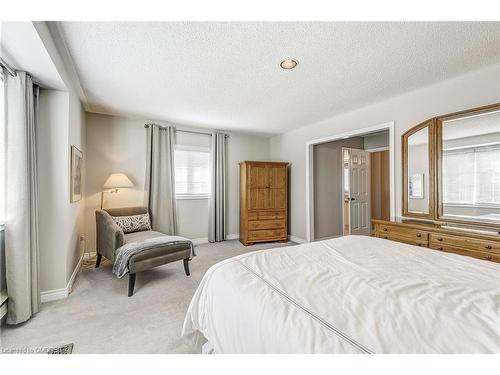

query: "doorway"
(306, 122), (394, 242)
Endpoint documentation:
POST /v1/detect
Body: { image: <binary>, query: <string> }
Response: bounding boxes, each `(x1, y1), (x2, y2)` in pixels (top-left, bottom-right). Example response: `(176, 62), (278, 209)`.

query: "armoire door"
(248, 164), (269, 210)
(268, 165), (286, 209)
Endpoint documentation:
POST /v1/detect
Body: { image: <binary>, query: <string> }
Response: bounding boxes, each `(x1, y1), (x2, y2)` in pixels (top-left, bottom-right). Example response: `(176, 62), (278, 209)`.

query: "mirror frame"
(436, 103), (500, 229)
(402, 118), (436, 219)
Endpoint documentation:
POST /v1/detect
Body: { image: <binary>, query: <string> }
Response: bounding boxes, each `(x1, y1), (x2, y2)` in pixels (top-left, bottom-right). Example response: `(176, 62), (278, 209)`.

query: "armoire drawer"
(430, 233), (500, 255)
(376, 224), (429, 241)
(248, 219), (285, 230)
(248, 229), (286, 241)
(248, 210), (286, 221)
(429, 242), (500, 262)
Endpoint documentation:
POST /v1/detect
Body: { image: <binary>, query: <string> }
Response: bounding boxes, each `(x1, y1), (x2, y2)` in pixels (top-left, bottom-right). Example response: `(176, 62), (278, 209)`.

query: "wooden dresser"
(372, 218), (500, 263)
(239, 161), (288, 246)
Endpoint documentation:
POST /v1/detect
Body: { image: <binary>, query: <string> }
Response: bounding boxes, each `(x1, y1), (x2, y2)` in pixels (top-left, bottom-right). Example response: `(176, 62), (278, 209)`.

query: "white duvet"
(182, 235), (500, 353)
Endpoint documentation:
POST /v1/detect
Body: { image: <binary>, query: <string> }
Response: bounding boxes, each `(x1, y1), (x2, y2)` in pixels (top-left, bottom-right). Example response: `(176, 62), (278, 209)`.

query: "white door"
(342, 148), (371, 236)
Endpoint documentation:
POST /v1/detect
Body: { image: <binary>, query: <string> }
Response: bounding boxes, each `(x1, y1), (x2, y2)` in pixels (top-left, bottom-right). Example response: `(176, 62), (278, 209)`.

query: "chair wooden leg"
(183, 259), (190, 276)
(128, 273), (136, 297)
(95, 253), (102, 268)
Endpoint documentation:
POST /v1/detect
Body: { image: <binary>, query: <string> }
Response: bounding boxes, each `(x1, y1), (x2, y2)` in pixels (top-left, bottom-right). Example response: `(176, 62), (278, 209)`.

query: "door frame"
(305, 121), (395, 242)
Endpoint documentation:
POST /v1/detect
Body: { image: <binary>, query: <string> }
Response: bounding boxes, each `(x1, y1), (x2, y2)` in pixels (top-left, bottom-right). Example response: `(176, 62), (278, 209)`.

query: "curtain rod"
(144, 123), (229, 138)
(0, 58), (17, 77)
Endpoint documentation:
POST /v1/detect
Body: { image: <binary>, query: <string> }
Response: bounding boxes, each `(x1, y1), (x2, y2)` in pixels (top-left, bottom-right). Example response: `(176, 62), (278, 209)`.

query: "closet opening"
(305, 123), (394, 242)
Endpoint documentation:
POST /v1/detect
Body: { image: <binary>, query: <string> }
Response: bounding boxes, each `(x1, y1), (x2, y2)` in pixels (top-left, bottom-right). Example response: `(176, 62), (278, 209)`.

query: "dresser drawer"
(377, 232), (428, 247)
(248, 210), (286, 221)
(376, 224), (429, 241)
(248, 219), (285, 230)
(430, 234), (500, 255)
(429, 242), (500, 262)
(248, 229), (286, 241)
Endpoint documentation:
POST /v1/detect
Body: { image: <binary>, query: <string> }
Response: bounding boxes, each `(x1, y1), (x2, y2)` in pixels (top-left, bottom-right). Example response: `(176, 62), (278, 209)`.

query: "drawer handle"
(437, 237), (443, 242)
(485, 245), (492, 250)
(416, 234), (422, 238)
(438, 247), (443, 251)
(484, 255), (493, 261)
(382, 236), (388, 239)
(383, 228), (388, 232)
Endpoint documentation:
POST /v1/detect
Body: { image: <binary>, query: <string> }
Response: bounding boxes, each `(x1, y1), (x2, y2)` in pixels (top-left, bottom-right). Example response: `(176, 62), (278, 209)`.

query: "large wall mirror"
(403, 103), (500, 229)
(402, 120), (435, 218)
(437, 104), (500, 227)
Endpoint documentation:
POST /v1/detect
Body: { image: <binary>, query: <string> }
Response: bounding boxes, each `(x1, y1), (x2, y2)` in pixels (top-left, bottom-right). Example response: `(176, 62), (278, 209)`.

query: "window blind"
(174, 146), (210, 197)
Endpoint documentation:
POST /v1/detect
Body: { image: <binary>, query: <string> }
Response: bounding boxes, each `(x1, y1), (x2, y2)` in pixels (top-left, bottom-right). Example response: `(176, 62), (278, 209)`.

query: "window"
(443, 144), (500, 206)
(174, 145), (210, 199)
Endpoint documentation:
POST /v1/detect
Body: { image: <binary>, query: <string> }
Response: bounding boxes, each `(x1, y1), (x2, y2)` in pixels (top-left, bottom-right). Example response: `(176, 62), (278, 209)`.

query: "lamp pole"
(100, 188), (119, 209)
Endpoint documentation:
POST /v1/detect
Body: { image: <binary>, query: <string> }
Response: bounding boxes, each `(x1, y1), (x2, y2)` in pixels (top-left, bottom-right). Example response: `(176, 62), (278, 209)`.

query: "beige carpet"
(0, 240), (294, 354)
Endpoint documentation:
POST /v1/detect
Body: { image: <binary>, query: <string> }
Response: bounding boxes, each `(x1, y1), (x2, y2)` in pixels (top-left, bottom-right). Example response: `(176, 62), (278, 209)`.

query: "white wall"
(37, 89), (86, 292)
(270, 63), (500, 240)
(84, 113), (270, 250)
(37, 90), (70, 291)
(66, 92), (86, 282)
(84, 114), (146, 254)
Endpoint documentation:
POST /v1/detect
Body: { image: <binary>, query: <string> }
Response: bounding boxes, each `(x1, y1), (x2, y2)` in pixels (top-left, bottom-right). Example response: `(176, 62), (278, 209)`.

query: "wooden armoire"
(239, 161), (289, 246)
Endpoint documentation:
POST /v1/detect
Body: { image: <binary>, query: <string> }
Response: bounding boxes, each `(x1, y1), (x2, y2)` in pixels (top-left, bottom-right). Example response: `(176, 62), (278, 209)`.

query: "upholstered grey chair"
(95, 206), (191, 296)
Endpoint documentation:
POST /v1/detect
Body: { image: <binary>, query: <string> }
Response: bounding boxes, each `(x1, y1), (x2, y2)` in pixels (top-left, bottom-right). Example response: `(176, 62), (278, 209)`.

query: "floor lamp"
(100, 173), (134, 209)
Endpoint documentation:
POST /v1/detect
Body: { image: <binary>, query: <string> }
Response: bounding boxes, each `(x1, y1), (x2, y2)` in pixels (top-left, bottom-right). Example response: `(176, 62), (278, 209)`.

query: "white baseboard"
(40, 252), (84, 303)
(40, 287), (68, 303)
(288, 235), (307, 244)
(226, 233), (239, 240)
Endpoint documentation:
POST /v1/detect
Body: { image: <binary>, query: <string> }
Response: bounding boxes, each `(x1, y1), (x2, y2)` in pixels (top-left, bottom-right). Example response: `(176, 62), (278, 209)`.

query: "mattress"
(182, 235), (500, 353)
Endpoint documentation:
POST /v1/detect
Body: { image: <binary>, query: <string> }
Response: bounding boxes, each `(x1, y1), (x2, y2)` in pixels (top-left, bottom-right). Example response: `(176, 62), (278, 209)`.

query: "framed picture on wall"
(70, 146), (83, 203)
(409, 173), (424, 199)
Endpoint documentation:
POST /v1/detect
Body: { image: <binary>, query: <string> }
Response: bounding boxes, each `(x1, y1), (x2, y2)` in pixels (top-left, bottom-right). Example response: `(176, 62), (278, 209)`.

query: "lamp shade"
(102, 173), (134, 189)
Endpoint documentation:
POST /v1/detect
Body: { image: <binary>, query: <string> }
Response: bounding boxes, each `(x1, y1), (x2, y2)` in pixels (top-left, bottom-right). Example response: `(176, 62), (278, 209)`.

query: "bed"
(182, 235), (500, 353)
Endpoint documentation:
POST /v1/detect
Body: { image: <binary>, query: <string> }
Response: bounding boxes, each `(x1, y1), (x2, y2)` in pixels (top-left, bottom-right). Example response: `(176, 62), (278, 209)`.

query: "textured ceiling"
(58, 22), (500, 134)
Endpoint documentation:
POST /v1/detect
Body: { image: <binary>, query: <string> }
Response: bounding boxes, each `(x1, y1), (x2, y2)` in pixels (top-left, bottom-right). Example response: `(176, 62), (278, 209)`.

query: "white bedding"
(182, 235), (500, 353)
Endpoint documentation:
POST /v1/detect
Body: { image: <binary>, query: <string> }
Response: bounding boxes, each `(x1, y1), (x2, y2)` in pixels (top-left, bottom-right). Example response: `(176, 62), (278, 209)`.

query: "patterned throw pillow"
(112, 213), (151, 234)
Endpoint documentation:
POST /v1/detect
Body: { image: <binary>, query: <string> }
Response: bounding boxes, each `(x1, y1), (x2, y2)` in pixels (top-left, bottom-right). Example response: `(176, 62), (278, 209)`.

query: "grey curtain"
(144, 124), (177, 235)
(5, 71), (40, 324)
(208, 131), (227, 242)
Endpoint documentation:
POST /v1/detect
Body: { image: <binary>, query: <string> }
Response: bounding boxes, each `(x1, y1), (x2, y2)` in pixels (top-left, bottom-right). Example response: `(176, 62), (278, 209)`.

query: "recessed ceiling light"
(280, 59), (298, 70)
